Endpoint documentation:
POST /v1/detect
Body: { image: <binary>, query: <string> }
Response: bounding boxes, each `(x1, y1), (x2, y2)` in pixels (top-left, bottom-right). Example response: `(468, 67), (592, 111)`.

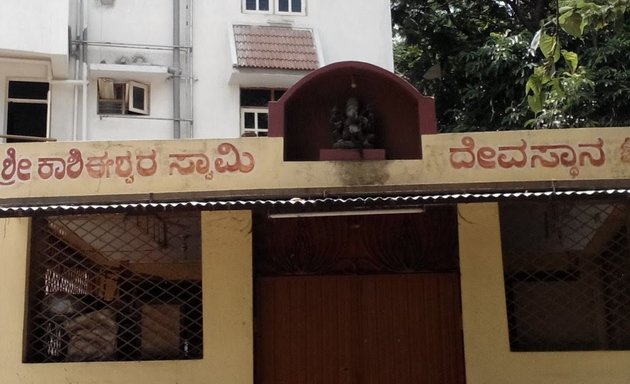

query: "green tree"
(526, 0), (630, 127)
(392, 0), (630, 132)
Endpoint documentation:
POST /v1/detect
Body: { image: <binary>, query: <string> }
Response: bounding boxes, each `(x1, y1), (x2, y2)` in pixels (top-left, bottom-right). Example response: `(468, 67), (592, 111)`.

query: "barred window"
(501, 200), (630, 351)
(25, 212), (202, 363)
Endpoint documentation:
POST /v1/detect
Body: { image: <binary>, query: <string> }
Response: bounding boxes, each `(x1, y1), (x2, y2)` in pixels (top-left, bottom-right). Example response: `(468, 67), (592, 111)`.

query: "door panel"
(254, 273), (465, 384)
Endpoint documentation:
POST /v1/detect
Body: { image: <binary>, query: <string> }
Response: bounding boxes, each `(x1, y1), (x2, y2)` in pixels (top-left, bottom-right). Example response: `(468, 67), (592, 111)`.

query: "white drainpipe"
(46, 0), (90, 141)
(81, 62), (88, 141)
(173, 0), (181, 139)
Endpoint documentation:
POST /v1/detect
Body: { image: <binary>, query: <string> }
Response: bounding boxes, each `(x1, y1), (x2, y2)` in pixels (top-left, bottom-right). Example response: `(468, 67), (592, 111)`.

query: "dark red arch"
(269, 61), (436, 161)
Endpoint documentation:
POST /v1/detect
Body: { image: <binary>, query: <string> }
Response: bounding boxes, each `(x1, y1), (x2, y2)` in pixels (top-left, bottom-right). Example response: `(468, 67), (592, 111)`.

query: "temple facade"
(1, 2), (630, 384)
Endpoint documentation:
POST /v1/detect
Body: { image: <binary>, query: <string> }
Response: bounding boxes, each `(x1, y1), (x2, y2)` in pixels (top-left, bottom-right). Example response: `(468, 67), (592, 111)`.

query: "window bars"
(500, 200), (630, 351)
(24, 212), (203, 363)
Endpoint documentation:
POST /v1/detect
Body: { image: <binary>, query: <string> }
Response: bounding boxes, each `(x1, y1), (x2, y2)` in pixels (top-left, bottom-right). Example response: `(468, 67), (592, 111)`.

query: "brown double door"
(254, 273), (465, 384)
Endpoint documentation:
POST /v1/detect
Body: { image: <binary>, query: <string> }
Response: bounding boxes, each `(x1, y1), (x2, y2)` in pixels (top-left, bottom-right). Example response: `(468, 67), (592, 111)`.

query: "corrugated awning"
(232, 24), (319, 71)
(2, 189), (629, 217)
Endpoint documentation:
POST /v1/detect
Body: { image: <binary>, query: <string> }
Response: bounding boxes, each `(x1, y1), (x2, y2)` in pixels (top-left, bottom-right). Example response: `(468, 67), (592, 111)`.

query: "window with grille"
(24, 212), (202, 363)
(240, 88), (285, 137)
(500, 200), (630, 351)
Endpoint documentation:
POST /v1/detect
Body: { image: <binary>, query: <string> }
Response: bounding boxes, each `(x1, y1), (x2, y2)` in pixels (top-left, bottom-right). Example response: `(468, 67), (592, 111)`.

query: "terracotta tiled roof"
(233, 24), (319, 71)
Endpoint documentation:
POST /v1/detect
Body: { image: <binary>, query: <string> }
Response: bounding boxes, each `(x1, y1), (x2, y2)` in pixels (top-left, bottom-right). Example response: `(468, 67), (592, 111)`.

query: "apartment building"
(0, 0), (393, 143)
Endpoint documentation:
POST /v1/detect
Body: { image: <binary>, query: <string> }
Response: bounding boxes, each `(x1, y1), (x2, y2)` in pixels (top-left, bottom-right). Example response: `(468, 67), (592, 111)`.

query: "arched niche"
(269, 61), (436, 161)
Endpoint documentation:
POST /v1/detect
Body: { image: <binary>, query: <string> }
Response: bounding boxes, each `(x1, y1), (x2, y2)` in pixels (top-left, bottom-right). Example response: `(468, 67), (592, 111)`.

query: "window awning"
(231, 24), (320, 71)
(1, 189), (629, 217)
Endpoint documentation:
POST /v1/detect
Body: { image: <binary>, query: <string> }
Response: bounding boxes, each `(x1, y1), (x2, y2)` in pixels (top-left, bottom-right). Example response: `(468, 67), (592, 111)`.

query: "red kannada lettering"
(578, 138), (605, 166)
(1, 147), (32, 186)
(449, 136), (606, 177)
(136, 149), (158, 177)
(37, 157), (66, 180)
(530, 144), (577, 168)
(37, 148), (84, 180)
(449, 136), (475, 169)
(497, 140), (527, 168)
(168, 153), (211, 179)
(214, 143), (255, 173)
(115, 151), (134, 183)
(86, 152), (114, 178)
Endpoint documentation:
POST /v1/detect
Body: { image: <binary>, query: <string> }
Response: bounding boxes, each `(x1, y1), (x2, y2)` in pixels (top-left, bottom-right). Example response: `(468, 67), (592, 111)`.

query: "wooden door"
(254, 273), (465, 384)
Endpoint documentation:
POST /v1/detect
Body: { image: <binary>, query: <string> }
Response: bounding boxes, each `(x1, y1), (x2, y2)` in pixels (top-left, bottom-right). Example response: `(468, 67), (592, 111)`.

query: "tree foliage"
(392, 0), (630, 132)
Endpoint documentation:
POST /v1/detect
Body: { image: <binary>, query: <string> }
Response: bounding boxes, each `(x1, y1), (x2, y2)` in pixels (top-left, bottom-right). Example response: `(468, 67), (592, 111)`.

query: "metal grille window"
(25, 212), (203, 363)
(500, 200), (630, 351)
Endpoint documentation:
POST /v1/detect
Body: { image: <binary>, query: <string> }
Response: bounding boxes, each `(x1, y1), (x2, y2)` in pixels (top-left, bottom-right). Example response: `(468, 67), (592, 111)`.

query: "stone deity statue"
(330, 97), (375, 149)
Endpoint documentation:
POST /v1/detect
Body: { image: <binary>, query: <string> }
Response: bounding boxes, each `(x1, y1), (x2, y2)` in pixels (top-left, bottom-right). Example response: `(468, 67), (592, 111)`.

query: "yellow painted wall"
(0, 211), (253, 384)
(8, 203), (630, 384)
(0, 126), (629, 204)
(458, 203), (630, 384)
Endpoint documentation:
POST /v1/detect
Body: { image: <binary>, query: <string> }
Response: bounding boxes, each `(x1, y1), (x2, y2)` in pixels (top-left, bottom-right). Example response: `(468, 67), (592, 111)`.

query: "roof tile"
(233, 24), (319, 71)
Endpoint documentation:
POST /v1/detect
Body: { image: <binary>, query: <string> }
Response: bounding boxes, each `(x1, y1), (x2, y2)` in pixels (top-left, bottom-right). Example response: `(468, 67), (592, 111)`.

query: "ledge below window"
(229, 68), (309, 88)
(89, 63), (170, 80)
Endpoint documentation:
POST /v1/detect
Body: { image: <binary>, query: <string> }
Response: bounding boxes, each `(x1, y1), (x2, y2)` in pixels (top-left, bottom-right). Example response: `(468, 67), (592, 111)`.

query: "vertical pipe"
(188, 0), (194, 138)
(173, 0), (181, 138)
(72, 0), (81, 140)
(82, 62), (88, 141)
(46, 89), (52, 139)
(81, 0), (88, 140)
(72, 58), (79, 140)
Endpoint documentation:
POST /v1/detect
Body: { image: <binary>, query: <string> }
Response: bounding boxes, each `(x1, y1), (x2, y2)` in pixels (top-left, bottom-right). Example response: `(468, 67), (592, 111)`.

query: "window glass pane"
(258, 131), (268, 137)
(278, 0), (289, 12)
(273, 89), (286, 101)
(6, 103), (47, 142)
(245, 0), (256, 10)
(132, 86), (145, 110)
(114, 84), (125, 100)
(241, 89), (272, 107)
(257, 113), (268, 129)
(291, 0), (301, 12)
(8, 81), (49, 100)
(244, 112), (255, 128)
(260, 0), (269, 10)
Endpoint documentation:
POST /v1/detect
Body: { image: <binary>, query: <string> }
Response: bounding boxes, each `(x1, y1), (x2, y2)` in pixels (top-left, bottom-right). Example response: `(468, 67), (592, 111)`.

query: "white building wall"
(49, 83), (77, 142)
(82, 0), (177, 140)
(309, 1), (394, 69)
(194, 0), (394, 139)
(0, 1), (73, 142)
(0, 0), (69, 77)
(0, 0), (394, 142)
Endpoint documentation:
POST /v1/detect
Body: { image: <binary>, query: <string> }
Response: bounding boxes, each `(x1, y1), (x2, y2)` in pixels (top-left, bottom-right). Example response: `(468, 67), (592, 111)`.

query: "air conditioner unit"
(97, 78), (150, 116)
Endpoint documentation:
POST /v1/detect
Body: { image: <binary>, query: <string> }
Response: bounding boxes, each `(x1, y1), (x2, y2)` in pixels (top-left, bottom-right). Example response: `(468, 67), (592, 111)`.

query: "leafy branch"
(526, 0), (629, 126)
